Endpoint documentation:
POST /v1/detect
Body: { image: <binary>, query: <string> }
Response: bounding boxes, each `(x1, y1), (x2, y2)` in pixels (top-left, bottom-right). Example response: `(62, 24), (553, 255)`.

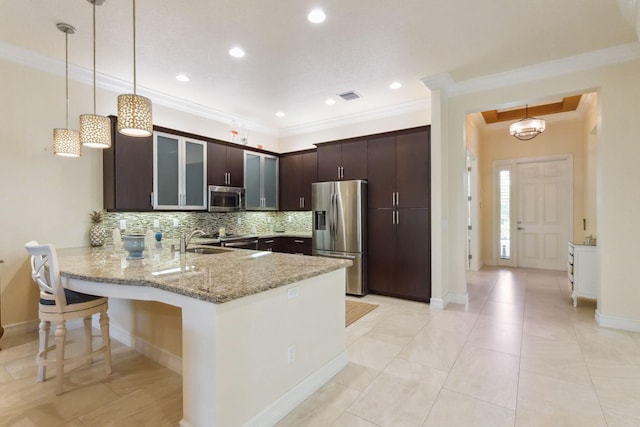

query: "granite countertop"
(57, 245), (349, 304)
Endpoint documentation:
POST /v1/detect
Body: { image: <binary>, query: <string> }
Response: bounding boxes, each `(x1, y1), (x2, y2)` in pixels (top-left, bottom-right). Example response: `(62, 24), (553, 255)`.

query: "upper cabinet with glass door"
(153, 132), (207, 210)
(245, 152), (278, 210)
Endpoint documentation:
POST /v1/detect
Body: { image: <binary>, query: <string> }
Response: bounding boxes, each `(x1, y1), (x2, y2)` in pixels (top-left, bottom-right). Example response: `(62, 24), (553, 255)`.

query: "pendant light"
(117, 0), (152, 137)
(53, 23), (81, 157)
(80, 0), (111, 149)
(509, 104), (546, 141)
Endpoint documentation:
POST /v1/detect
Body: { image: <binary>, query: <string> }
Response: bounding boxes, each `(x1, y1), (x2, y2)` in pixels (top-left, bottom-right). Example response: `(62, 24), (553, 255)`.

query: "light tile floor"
(278, 267), (640, 427)
(2, 267), (640, 426)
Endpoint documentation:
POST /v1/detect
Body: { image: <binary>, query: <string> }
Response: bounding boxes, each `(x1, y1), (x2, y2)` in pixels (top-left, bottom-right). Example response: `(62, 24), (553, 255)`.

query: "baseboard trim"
(242, 350), (349, 427)
(93, 318), (183, 374)
(595, 310), (640, 332)
(430, 292), (469, 310)
(2, 319), (39, 337)
(430, 298), (446, 310)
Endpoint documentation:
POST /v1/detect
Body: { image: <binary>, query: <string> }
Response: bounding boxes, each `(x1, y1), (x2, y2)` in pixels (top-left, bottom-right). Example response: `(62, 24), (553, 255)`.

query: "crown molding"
(0, 41), (279, 137)
(421, 42), (640, 97)
(279, 99), (430, 137)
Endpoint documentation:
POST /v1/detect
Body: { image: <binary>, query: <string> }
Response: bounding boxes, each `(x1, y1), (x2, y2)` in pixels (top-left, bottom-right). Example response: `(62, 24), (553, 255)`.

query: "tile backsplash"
(103, 211), (311, 243)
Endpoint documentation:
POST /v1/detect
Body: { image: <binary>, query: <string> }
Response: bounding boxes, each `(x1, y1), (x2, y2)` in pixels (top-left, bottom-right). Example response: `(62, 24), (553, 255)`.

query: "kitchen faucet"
(180, 229), (205, 254)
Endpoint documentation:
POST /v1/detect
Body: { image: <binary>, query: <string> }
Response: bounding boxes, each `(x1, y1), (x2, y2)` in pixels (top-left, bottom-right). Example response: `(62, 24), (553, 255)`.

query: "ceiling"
(0, 1), (636, 133)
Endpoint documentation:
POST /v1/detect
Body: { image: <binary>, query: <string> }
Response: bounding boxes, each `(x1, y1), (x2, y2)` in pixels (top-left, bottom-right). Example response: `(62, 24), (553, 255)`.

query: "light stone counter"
(57, 245), (349, 304)
(57, 244), (349, 426)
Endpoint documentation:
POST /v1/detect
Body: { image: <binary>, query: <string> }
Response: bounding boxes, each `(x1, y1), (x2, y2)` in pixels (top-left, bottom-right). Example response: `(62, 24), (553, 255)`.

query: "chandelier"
(509, 104), (546, 141)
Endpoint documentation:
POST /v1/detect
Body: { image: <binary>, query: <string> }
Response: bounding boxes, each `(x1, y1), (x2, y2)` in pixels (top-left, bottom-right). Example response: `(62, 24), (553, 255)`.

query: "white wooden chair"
(24, 241), (112, 395)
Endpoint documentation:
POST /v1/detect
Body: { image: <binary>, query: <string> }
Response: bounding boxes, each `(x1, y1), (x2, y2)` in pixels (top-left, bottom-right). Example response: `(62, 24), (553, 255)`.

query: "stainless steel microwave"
(208, 185), (245, 212)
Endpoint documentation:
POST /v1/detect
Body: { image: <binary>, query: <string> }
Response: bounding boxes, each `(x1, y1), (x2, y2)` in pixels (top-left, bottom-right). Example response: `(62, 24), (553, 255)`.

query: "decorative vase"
(89, 224), (106, 247)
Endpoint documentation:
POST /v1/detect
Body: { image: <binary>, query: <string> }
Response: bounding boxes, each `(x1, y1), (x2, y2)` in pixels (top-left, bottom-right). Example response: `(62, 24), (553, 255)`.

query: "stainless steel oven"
(208, 186), (245, 212)
(219, 235), (258, 250)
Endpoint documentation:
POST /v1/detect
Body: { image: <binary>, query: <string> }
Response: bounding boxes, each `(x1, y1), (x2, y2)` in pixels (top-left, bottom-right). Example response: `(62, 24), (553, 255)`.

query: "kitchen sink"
(186, 247), (231, 255)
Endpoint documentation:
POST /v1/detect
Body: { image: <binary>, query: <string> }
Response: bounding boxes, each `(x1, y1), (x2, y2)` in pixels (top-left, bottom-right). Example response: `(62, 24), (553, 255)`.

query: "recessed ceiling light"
(275, 111), (285, 117)
(229, 47), (245, 58)
(307, 9), (326, 23)
(390, 81), (402, 89)
(325, 98), (336, 105)
(175, 74), (190, 82)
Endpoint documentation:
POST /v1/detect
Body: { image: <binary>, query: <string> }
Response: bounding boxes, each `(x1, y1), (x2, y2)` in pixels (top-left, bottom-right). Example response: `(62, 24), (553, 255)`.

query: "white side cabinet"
(153, 131), (207, 210)
(567, 242), (597, 307)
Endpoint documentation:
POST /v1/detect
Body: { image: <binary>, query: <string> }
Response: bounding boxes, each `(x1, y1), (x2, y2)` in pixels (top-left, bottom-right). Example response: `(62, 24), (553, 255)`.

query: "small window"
(499, 170), (511, 259)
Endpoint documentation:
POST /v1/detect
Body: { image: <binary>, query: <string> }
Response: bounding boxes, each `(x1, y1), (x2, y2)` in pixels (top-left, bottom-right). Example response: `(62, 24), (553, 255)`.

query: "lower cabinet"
(567, 242), (597, 307)
(368, 208), (431, 302)
(258, 237), (312, 255)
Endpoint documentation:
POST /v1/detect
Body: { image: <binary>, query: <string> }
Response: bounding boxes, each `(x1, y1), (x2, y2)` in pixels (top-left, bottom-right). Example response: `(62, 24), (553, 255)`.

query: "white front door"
(516, 159), (571, 270)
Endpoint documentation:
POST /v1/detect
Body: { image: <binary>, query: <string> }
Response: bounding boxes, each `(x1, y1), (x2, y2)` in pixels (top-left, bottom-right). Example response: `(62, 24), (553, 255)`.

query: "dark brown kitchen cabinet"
(207, 142), (244, 187)
(258, 237), (312, 255)
(317, 140), (367, 181)
(103, 117), (154, 211)
(367, 130), (430, 209)
(258, 237), (280, 252)
(279, 237), (312, 255)
(279, 150), (317, 210)
(367, 127), (431, 302)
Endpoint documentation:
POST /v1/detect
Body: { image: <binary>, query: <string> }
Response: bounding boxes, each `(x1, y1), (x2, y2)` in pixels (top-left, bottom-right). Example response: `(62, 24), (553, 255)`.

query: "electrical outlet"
(237, 217), (242, 225)
(153, 219), (160, 228)
(267, 217), (271, 223)
(287, 287), (299, 299)
(288, 215), (292, 223)
(287, 345), (296, 364)
(119, 220), (126, 230)
(173, 219), (179, 227)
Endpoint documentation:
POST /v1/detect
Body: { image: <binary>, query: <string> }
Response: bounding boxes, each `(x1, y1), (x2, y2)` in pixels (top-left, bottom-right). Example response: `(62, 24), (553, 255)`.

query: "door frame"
(466, 150), (480, 271)
(492, 154), (573, 267)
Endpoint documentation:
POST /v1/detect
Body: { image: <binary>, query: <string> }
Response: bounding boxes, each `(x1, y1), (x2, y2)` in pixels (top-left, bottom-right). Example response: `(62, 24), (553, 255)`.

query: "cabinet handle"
(396, 210), (399, 224)
(337, 166), (340, 179)
(294, 240), (304, 243)
(150, 192), (154, 206)
(392, 192), (395, 206)
(396, 192), (399, 206)
(265, 240), (274, 243)
(392, 210), (396, 225)
(340, 166), (344, 179)
(301, 197), (305, 208)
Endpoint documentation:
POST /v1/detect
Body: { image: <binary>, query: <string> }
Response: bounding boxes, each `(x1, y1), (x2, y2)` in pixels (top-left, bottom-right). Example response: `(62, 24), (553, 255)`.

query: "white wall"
(435, 59), (640, 329)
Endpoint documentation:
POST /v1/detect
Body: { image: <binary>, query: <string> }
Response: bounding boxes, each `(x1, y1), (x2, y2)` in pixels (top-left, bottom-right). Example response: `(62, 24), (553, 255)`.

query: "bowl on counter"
(122, 234), (145, 259)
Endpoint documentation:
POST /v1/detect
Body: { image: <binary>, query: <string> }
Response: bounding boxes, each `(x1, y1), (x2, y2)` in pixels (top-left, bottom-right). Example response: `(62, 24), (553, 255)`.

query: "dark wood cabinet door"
(341, 140), (368, 180)
(280, 237), (312, 255)
(317, 144), (342, 182)
(367, 136), (396, 209)
(395, 208), (431, 301)
(258, 237), (279, 252)
(396, 131), (430, 208)
(226, 145), (245, 187)
(207, 142), (228, 186)
(106, 130), (153, 211)
(367, 209), (396, 296)
(300, 151), (317, 210)
(279, 154), (303, 210)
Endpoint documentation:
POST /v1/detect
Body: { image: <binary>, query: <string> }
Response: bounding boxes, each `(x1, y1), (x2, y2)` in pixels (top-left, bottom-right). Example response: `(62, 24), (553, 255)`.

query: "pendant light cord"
(133, 0), (137, 95)
(65, 29), (69, 129)
(92, 1), (96, 114)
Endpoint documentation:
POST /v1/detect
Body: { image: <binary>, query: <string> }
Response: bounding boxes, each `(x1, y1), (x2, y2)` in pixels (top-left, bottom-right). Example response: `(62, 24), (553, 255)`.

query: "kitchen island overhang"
(56, 246), (351, 427)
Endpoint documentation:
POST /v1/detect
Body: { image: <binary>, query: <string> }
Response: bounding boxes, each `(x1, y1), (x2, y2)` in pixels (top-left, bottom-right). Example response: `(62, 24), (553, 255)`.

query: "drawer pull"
(294, 240), (304, 243)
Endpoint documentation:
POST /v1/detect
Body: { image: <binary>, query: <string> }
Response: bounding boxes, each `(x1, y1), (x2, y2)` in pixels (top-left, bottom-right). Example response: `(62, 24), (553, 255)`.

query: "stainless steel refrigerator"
(312, 180), (367, 296)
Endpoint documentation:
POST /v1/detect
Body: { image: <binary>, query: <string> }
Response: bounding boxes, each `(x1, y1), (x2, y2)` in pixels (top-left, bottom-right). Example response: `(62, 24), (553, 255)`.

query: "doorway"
(494, 156), (573, 270)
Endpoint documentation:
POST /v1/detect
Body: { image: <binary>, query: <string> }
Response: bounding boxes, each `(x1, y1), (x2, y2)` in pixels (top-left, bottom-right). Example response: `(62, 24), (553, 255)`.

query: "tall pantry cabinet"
(367, 128), (431, 301)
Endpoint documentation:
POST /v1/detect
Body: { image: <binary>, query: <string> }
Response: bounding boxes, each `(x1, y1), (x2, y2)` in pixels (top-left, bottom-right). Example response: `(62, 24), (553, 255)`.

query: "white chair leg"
(54, 322), (67, 395)
(37, 320), (50, 383)
(100, 310), (112, 375)
(84, 316), (92, 365)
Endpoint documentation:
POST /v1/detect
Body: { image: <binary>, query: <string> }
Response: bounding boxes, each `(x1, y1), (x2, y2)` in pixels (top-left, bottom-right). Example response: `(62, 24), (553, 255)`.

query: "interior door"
(516, 159), (571, 270)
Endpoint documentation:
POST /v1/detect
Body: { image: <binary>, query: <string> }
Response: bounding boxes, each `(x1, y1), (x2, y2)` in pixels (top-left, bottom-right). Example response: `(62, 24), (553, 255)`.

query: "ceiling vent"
(338, 91), (361, 101)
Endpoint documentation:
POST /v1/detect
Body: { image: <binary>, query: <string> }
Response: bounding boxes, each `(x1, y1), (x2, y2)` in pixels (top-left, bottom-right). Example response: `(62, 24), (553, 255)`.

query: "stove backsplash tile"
(103, 211), (311, 243)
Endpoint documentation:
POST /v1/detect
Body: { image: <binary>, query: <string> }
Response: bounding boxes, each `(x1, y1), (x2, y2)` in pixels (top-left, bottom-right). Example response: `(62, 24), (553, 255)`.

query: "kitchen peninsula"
(56, 245), (351, 427)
